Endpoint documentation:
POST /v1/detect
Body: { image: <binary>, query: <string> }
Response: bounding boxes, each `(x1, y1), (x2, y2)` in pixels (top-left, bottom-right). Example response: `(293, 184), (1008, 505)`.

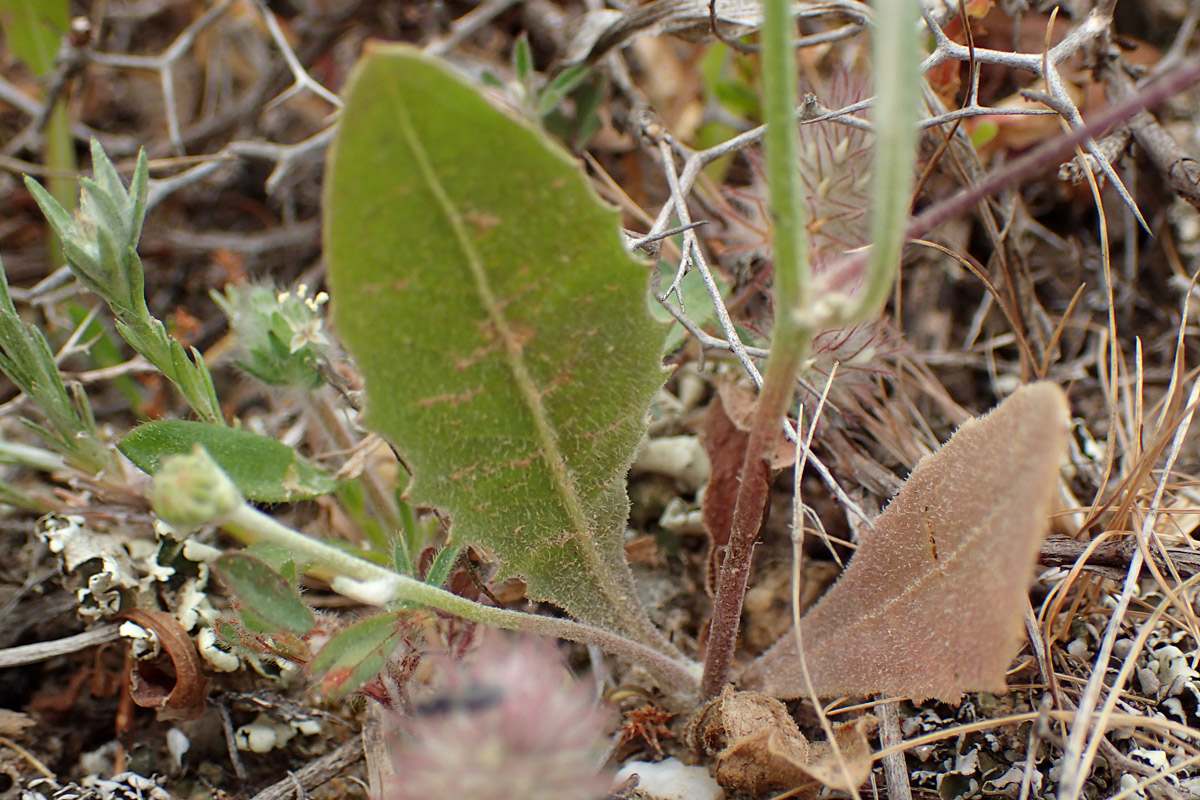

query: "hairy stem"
(699, 0), (812, 700)
(220, 501), (700, 696)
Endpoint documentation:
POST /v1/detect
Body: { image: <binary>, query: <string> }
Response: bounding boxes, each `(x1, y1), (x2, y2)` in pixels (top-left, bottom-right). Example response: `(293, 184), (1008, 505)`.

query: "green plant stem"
(0, 440), (66, 472)
(220, 502), (700, 696)
(44, 101), (76, 262)
(699, 0), (813, 701)
(846, 0), (920, 326)
(306, 387), (400, 534)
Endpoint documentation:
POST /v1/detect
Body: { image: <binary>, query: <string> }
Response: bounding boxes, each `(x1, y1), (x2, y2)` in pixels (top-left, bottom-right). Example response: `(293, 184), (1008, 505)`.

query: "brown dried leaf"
(689, 686), (811, 796)
(120, 609), (210, 721)
(742, 382), (1070, 702)
(687, 686), (876, 797)
(804, 715), (879, 792)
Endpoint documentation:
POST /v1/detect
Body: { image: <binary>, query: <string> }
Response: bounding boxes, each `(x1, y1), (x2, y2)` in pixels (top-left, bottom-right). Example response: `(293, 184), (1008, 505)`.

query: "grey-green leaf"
(0, 0), (65, 75)
(309, 612), (404, 699)
(324, 45), (675, 653)
(119, 420), (339, 503)
(212, 552), (315, 636)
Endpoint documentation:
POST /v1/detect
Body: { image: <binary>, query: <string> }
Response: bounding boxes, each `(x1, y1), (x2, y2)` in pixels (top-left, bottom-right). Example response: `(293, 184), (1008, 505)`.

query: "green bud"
(149, 445), (244, 529)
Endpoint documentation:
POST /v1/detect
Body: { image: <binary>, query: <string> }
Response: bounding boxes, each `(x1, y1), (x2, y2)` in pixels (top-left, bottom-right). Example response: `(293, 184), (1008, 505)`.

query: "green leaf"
(392, 532), (414, 576)
(537, 63), (591, 117)
(119, 420), (339, 503)
(514, 35), (533, 85)
(212, 552), (315, 636)
(0, 0), (66, 75)
(425, 544), (462, 589)
(244, 541), (310, 582)
(544, 63), (590, 99)
(324, 46), (675, 652)
(309, 612), (404, 699)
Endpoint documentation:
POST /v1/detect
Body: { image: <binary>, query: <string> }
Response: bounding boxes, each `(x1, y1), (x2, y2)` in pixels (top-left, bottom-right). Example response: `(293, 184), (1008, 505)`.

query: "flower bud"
(148, 446), (243, 529)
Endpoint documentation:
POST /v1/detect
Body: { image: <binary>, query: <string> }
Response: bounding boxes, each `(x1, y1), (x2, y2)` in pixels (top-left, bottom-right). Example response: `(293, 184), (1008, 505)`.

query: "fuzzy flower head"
(385, 634), (611, 800)
(717, 69), (873, 289)
(213, 283), (329, 389)
(713, 68), (898, 403)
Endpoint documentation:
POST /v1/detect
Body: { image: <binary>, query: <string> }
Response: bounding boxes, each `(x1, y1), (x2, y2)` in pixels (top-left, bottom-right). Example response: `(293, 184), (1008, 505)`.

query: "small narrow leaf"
(119, 420), (339, 503)
(742, 382), (1070, 702)
(425, 544), (462, 589)
(392, 533), (415, 576)
(324, 46), (674, 652)
(514, 35), (533, 85)
(212, 553), (315, 636)
(243, 541), (310, 582)
(309, 612), (404, 699)
(0, 0), (66, 75)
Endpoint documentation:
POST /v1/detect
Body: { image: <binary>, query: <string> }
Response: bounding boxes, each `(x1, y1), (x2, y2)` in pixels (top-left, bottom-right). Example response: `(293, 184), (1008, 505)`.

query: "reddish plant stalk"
(700, 339), (808, 699)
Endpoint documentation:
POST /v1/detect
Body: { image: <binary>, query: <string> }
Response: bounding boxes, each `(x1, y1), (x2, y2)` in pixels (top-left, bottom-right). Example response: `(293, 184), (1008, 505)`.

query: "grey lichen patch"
(40, 514), (228, 674)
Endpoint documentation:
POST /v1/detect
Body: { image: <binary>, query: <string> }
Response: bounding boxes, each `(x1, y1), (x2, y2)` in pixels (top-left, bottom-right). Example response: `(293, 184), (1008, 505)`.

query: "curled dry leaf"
(803, 714), (879, 792)
(119, 608), (210, 721)
(701, 378), (796, 595)
(687, 686), (876, 797)
(742, 382), (1070, 702)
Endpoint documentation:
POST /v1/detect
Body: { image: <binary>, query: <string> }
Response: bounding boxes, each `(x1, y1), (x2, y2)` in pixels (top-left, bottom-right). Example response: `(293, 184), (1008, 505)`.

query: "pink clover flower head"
(384, 633), (611, 800)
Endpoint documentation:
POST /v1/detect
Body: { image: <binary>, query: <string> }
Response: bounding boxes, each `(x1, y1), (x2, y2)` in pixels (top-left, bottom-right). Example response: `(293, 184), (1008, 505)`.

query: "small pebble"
(614, 758), (723, 800)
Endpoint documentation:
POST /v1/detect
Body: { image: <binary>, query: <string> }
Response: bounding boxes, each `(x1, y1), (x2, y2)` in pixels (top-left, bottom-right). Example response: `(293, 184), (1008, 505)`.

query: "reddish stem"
(700, 346), (804, 699)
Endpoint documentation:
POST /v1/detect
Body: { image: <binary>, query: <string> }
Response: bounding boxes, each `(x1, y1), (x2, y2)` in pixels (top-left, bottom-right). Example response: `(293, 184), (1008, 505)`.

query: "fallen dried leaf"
(0, 709), (35, 737)
(803, 715), (879, 792)
(688, 686), (877, 797)
(701, 378), (795, 594)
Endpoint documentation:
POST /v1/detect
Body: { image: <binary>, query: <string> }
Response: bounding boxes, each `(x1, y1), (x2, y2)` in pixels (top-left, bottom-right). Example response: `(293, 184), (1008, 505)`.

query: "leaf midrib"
(383, 68), (601, 562)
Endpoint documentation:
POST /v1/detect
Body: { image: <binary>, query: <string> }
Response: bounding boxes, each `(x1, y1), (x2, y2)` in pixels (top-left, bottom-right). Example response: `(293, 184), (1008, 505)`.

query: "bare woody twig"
(89, 0), (237, 154)
(825, 53), (1200, 288)
(0, 625), (120, 669)
(876, 700), (912, 800)
(1038, 535), (1200, 582)
(1100, 53), (1200, 210)
(249, 737), (364, 800)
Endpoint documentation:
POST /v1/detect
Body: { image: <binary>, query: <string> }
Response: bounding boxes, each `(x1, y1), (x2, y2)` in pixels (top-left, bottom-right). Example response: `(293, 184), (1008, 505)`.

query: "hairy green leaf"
(212, 552), (314, 636)
(309, 612), (404, 699)
(119, 420), (339, 503)
(324, 46), (674, 651)
(743, 382), (1070, 702)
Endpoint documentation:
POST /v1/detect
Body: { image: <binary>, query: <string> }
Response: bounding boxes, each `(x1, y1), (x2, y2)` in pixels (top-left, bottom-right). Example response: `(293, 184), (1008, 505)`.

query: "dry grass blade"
(1057, 369), (1200, 800)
